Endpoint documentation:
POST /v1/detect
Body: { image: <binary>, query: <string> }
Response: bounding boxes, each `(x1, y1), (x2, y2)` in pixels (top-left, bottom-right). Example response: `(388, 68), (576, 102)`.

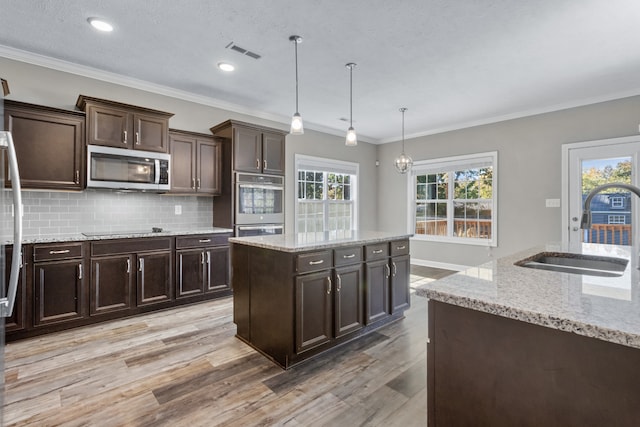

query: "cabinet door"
(5, 106), (84, 190)
(33, 259), (84, 326)
(295, 270), (333, 353)
(390, 254), (411, 313)
(364, 259), (390, 324)
(197, 139), (222, 194)
(334, 264), (364, 338)
(169, 134), (196, 193)
(137, 251), (172, 306)
(91, 255), (134, 315)
(4, 246), (26, 332)
(262, 131), (285, 175)
(133, 112), (169, 153)
(87, 105), (130, 148)
(233, 126), (262, 173)
(206, 246), (230, 292)
(176, 249), (205, 298)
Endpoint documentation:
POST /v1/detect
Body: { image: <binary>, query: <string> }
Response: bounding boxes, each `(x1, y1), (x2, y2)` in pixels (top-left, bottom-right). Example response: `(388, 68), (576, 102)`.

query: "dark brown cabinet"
(210, 120), (286, 175)
(333, 263), (364, 338)
(295, 269), (333, 353)
(33, 243), (86, 327)
(77, 95), (173, 153)
(364, 259), (390, 324)
(175, 233), (231, 298)
(90, 254), (134, 315)
(390, 240), (411, 313)
(4, 245), (28, 332)
(169, 130), (222, 195)
(90, 237), (173, 314)
(4, 100), (85, 190)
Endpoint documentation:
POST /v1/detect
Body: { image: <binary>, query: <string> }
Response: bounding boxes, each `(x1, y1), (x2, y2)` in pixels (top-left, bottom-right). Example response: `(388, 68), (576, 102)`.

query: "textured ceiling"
(2, 0), (640, 143)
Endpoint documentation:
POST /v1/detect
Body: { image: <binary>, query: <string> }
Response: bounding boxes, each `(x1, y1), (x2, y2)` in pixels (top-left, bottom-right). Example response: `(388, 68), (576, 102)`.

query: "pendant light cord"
(349, 66), (353, 127)
(294, 39), (299, 112)
(401, 107), (407, 152)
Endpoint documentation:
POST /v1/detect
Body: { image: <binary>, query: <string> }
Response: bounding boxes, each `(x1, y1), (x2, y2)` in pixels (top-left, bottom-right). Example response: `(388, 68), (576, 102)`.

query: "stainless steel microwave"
(87, 145), (170, 191)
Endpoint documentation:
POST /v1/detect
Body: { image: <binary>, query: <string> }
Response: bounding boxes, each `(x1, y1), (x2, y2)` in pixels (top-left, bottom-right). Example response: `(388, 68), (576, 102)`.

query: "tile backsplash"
(14, 190), (214, 237)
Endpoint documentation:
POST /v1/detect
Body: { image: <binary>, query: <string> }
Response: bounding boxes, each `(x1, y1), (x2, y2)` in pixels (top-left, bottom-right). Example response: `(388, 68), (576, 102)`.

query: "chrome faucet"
(580, 182), (640, 229)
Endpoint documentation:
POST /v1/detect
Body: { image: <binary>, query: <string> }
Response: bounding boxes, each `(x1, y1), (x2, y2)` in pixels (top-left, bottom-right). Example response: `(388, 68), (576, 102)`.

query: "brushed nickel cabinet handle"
(197, 178), (201, 189)
(123, 130), (127, 144)
(126, 259), (130, 274)
(75, 170), (80, 184)
(309, 259), (324, 265)
(49, 249), (70, 255)
(256, 159), (260, 169)
(396, 245), (406, 250)
(263, 160), (267, 170)
(201, 251), (205, 265)
(384, 264), (390, 278)
(199, 239), (211, 243)
(135, 131), (140, 145)
(192, 178), (196, 189)
(343, 254), (356, 259)
(139, 258), (144, 272)
(78, 263), (83, 280)
(392, 262), (397, 277)
(326, 277), (332, 294)
(336, 274), (341, 292)
(206, 251), (211, 265)
(372, 249), (383, 254)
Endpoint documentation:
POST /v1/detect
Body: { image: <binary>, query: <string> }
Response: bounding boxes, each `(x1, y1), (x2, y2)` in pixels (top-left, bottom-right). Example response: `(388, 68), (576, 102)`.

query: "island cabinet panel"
(4, 100), (84, 190)
(428, 301), (640, 426)
(33, 243), (86, 327)
(232, 236), (410, 369)
(390, 253), (411, 313)
(90, 254), (134, 315)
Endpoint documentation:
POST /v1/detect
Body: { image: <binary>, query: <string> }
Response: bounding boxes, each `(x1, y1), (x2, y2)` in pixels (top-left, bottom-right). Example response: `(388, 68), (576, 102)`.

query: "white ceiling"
(2, 0), (640, 143)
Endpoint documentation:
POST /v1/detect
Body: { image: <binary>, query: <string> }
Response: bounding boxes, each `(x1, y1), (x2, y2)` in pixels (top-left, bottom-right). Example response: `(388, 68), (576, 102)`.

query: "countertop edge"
(229, 232), (413, 252)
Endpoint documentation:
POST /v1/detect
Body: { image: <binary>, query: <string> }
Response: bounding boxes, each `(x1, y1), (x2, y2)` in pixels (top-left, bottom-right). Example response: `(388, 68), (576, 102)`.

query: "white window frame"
(608, 214), (626, 224)
(407, 151), (498, 247)
(611, 196), (624, 208)
(295, 154), (359, 234)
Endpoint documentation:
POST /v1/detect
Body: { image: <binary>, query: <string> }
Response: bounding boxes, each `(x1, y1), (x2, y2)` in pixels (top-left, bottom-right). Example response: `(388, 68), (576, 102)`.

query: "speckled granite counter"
(229, 230), (413, 253)
(416, 242), (640, 349)
(9, 227), (233, 245)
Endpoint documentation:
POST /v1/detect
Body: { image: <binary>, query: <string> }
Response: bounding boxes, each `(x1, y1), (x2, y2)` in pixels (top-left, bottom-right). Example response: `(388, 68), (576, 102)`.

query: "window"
(295, 155), (358, 235)
(611, 196), (624, 208)
(608, 215), (626, 224)
(411, 152), (497, 246)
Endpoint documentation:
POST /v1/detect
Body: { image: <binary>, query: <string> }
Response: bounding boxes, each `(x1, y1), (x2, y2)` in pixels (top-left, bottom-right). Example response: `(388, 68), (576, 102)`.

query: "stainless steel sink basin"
(515, 252), (628, 277)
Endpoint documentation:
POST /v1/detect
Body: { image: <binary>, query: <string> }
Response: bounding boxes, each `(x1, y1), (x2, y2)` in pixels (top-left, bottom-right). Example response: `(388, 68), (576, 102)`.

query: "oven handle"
(237, 184), (283, 191)
(237, 225), (284, 231)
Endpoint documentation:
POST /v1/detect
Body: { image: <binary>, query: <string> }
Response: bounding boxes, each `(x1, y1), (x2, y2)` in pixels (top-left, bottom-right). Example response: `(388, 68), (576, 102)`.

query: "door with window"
(565, 136), (640, 247)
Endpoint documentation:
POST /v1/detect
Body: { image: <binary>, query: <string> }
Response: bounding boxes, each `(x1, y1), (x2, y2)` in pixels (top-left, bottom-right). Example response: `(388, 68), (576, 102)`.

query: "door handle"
(263, 160), (267, 170)
(392, 262), (397, 277)
(326, 277), (332, 294)
(336, 274), (341, 292)
(139, 258), (144, 272)
(135, 131), (140, 145)
(78, 263), (83, 280)
(123, 130), (127, 144)
(126, 258), (131, 273)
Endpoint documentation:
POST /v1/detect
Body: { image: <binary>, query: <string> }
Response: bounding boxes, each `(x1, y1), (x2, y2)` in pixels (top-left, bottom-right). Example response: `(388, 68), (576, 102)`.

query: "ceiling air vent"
(225, 42), (261, 60)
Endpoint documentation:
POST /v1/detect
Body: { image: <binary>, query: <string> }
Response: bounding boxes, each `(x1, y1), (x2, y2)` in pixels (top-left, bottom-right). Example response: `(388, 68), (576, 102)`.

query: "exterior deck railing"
(583, 224), (632, 245)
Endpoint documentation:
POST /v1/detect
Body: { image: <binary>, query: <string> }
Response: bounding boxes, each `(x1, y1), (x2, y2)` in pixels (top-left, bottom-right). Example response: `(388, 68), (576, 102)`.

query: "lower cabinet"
(175, 234), (230, 298)
(33, 243), (86, 327)
(137, 250), (172, 306)
(295, 269), (333, 353)
(91, 254), (134, 315)
(4, 245), (28, 332)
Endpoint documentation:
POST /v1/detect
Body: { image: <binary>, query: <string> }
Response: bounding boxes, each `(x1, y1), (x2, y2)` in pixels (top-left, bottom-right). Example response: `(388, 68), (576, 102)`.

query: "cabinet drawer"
(390, 239), (410, 257)
(365, 243), (389, 261)
(175, 234), (229, 249)
(34, 243), (83, 262)
(296, 251), (333, 274)
(91, 237), (172, 256)
(334, 246), (363, 267)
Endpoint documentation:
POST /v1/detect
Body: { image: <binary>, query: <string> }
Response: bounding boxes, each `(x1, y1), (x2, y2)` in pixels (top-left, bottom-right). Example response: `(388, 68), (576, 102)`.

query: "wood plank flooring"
(3, 271), (450, 426)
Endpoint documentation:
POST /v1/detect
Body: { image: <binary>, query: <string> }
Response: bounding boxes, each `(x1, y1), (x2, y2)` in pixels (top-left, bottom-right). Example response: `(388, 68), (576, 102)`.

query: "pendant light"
(289, 35), (304, 135)
(345, 63), (357, 146)
(394, 107), (413, 174)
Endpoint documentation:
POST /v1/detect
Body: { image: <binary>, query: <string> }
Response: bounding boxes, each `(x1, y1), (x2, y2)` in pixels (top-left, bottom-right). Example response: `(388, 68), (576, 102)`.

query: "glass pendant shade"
(291, 112), (304, 134)
(394, 152), (413, 174)
(394, 107), (413, 174)
(345, 126), (357, 146)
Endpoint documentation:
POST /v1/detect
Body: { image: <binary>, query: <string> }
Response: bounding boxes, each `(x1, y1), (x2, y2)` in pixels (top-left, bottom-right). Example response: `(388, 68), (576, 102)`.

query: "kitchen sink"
(515, 252), (628, 277)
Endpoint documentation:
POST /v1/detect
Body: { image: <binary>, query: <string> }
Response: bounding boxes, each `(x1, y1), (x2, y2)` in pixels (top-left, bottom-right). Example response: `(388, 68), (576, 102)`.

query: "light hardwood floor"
(3, 273), (444, 426)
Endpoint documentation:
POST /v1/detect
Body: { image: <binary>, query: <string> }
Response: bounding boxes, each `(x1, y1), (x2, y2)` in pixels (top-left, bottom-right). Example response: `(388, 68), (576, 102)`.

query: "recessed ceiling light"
(217, 62), (235, 72)
(88, 18), (113, 32)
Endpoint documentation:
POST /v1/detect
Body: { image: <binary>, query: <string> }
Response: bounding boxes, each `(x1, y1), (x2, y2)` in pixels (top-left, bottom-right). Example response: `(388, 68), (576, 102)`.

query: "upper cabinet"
(169, 129), (222, 195)
(4, 100), (85, 191)
(210, 120), (286, 175)
(76, 95), (173, 153)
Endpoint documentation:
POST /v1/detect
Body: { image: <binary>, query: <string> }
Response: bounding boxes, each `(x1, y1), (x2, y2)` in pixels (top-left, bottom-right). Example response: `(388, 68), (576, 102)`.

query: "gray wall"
(0, 57), (379, 235)
(378, 96), (640, 268)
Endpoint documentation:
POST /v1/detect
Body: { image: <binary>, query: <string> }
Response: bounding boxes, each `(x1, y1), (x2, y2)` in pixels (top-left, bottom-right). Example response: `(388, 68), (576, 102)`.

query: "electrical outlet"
(174, 205), (182, 215)
(545, 198), (560, 208)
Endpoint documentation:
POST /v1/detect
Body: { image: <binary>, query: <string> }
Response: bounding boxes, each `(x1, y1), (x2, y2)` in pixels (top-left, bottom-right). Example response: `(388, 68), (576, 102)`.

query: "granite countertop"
(229, 230), (413, 253)
(10, 227), (234, 245)
(416, 242), (640, 350)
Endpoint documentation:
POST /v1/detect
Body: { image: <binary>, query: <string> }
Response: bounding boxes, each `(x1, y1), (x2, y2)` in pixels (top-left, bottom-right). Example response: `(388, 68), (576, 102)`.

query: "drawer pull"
(199, 239), (211, 243)
(396, 245), (406, 250)
(372, 249), (383, 254)
(343, 254), (356, 259)
(49, 250), (70, 255)
(309, 259), (324, 266)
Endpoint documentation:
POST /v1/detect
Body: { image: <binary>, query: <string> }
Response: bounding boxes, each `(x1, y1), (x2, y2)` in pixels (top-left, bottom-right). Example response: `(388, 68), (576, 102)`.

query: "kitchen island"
(229, 231), (412, 369)
(416, 242), (640, 426)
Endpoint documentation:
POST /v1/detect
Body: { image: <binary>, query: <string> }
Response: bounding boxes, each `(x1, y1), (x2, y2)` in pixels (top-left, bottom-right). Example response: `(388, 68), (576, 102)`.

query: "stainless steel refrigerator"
(0, 78), (23, 424)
